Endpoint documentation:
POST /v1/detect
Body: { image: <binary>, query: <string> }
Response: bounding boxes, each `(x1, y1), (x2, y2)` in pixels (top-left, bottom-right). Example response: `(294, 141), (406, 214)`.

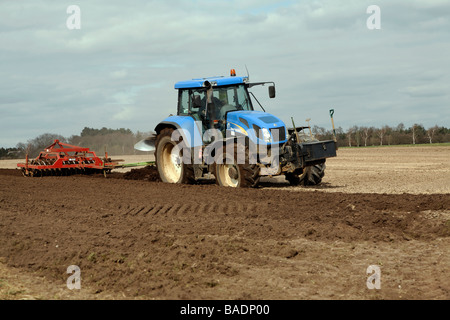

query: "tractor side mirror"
(268, 85), (276, 99)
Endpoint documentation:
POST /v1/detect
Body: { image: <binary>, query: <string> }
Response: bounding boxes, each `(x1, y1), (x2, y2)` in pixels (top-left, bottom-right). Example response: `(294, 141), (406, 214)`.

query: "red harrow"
(17, 140), (123, 177)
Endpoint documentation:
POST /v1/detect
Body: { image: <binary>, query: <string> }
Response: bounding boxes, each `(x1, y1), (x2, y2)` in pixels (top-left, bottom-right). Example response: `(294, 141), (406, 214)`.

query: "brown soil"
(0, 147), (449, 300)
(123, 166), (161, 182)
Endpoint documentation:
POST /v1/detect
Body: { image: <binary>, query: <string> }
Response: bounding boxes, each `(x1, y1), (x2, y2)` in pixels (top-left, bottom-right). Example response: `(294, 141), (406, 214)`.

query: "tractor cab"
(176, 75), (251, 130)
(175, 70), (276, 139)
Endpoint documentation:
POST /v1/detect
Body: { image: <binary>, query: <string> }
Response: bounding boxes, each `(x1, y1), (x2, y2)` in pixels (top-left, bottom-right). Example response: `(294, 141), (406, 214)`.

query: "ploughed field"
(0, 146), (449, 300)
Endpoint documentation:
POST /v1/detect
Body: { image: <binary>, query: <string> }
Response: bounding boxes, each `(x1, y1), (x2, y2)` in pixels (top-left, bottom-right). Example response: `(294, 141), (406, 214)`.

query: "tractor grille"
(271, 127), (286, 142)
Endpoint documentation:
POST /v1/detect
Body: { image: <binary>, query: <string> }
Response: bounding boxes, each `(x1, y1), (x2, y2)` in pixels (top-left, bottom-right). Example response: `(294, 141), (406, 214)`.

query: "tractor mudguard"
(155, 116), (203, 149)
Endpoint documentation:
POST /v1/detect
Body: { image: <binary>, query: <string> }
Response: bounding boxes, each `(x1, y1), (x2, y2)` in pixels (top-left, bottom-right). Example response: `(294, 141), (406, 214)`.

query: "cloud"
(0, 0), (449, 147)
(113, 106), (135, 121)
(399, 84), (447, 98)
(110, 69), (128, 79)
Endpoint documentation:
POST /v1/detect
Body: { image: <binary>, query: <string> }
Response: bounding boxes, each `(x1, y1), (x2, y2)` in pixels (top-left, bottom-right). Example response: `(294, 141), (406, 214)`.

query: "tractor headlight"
(261, 128), (272, 143)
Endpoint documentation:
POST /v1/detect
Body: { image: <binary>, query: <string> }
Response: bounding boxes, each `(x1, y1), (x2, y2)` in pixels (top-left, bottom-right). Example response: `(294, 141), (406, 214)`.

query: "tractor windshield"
(179, 84), (253, 122)
(211, 84), (253, 115)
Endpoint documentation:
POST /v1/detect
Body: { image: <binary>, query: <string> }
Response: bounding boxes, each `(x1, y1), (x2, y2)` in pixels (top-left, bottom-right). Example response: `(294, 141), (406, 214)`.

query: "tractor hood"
(226, 111), (288, 144)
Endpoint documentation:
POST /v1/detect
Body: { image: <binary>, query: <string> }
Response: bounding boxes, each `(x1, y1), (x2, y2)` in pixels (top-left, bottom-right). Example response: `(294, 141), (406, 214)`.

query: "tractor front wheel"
(214, 143), (260, 188)
(155, 127), (195, 184)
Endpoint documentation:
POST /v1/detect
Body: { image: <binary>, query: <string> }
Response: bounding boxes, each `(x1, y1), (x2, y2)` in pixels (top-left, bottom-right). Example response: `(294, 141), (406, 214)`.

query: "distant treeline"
(312, 123), (450, 148)
(4, 127), (154, 159)
(1, 124), (449, 159)
(0, 147), (22, 159)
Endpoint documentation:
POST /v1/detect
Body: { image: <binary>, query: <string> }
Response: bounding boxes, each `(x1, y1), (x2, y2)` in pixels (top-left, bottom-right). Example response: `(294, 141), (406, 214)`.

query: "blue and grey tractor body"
(136, 70), (337, 188)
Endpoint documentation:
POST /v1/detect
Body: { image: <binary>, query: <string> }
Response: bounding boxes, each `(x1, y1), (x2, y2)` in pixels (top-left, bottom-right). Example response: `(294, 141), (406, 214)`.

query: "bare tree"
(346, 127), (353, 147)
(312, 125), (326, 140)
(396, 123), (405, 132)
(376, 127), (386, 146)
(383, 125), (393, 145)
(23, 133), (67, 157)
(361, 127), (372, 147)
(426, 125), (438, 144)
(350, 125), (361, 147)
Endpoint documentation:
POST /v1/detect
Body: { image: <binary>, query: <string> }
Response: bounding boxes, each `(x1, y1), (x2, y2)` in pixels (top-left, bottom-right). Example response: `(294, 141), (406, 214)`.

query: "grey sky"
(1, 0), (449, 147)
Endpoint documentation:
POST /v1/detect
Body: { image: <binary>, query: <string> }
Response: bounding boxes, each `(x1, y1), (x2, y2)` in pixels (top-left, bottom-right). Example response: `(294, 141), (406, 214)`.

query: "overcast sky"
(1, 0), (449, 147)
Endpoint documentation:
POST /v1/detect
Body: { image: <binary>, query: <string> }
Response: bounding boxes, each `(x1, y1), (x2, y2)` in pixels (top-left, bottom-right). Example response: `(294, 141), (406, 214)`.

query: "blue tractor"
(135, 69), (337, 188)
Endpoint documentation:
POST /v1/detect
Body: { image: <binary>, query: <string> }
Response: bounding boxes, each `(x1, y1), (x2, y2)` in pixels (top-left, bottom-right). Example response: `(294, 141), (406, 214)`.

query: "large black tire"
(155, 127), (195, 184)
(285, 131), (327, 186)
(285, 163), (326, 186)
(214, 143), (260, 188)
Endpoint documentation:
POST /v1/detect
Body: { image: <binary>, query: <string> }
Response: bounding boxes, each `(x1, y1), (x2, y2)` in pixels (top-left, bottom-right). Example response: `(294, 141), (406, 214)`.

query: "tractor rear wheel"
(214, 143), (260, 188)
(155, 127), (195, 184)
(285, 163), (326, 186)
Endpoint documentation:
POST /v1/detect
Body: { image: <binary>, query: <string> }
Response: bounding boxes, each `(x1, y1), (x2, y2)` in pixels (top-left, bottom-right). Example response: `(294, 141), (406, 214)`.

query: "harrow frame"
(17, 140), (124, 177)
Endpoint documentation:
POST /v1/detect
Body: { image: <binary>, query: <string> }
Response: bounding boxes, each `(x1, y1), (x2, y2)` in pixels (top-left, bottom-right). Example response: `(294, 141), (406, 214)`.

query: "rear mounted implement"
(17, 140), (123, 177)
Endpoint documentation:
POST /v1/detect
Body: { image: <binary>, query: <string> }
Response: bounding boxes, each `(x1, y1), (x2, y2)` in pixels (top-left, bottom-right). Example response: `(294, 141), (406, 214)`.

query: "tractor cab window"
(211, 85), (253, 120)
(178, 90), (190, 115)
(178, 89), (208, 120)
(188, 89), (207, 122)
(178, 85), (253, 125)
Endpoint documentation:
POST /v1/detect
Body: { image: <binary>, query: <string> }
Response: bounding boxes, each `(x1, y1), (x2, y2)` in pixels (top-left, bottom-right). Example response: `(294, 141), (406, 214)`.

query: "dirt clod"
(123, 166), (161, 182)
